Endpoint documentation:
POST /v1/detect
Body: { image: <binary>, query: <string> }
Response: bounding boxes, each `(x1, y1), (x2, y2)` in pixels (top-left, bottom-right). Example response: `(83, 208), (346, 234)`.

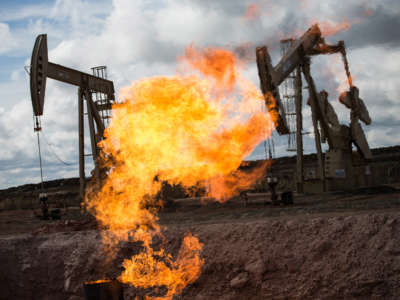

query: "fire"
(244, 3), (261, 20)
(85, 45), (276, 298)
(85, 279), (111, 284)
(120, 233), (203, 299)
(308, 4), (373, 38)
(243, 1), (278, 20)
(314, 19), (351, 37)
(184, 45), (237, 94)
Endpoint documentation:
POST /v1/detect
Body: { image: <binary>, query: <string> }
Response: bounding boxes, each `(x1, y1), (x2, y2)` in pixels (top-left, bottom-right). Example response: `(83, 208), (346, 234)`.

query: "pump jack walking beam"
(30, 34), (115, 198)
(256, 24), (373, 192)
(256, 25), (322, 135)
(256, 24), (327, 187)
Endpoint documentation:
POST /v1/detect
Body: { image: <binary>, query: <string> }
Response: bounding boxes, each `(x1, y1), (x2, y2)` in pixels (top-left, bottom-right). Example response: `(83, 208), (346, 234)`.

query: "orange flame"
(243, 1), (277, 20)
(244, 3), (261, 20)
(120, 233), (203, 299)
(85, 279), (111, 284)
(314, 19), (351, 37)
(85, 46), (276, 299)
(308, 4), (373, 38)
(184, 45), (237, 95)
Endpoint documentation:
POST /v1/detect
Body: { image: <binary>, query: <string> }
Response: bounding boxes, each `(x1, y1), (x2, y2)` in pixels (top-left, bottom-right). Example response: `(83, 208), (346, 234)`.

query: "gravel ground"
(0, 188), (400, 299)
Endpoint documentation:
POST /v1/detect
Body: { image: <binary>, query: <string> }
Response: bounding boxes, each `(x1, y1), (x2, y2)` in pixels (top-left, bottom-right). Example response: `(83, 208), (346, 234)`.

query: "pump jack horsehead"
(256, 24), (372, 191)
(30, 34), (115, 198)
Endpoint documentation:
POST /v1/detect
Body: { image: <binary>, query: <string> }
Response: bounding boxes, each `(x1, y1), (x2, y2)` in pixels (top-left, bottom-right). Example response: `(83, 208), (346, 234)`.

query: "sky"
(0, 0), (399, 189)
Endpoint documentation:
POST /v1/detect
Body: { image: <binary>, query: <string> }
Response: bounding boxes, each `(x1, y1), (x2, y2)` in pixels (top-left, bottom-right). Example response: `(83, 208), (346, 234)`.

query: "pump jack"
(30, 34), (115, 198)
(257, 24), (373, 192)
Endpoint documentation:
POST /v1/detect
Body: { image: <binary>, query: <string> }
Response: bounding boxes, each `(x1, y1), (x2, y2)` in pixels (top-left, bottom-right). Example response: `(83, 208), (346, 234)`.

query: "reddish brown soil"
(0, 188), (400, 299)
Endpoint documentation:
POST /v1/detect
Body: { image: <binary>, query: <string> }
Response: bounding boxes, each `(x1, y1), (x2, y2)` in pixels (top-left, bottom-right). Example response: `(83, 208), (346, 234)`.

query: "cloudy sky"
(0, 0), (399, 189)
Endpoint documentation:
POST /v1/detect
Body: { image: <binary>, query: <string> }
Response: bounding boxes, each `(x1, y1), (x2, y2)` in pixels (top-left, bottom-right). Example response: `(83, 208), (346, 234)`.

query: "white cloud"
(0, 22), (18, 54)
(367, 127), (400, 148)
(0, 3), (50, 22)
(0, 0), (400, 188)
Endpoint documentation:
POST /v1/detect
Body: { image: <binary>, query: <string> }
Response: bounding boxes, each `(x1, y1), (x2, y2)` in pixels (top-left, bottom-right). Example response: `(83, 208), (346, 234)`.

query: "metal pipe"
(83, 279), (124, 300)
(85, 90), (101, 184)
(78, 88), (85, 199)
(295, 66), (304, 193)
(302, 58), (326, 192)
(36, 130), (44, 191)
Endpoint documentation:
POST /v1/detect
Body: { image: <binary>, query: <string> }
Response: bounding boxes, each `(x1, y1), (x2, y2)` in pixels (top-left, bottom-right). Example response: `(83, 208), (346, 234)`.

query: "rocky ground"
(1, 187), (400, 299)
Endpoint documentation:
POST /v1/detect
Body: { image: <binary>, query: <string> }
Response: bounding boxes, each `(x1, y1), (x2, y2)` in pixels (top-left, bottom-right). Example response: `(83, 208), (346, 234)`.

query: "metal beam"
(30, 34), (114, 198)
(30, 34), (115, 117)
(295, 66), (304, 193)
(273, 24), (322, 86)
(302, 58), (326, 191)
(255, 25), (322, 136)
(78, 88), (85, 199)
(85, 90), (101, 184)
(256, 46), (289, 135)
(47, 62), (114, 97)
(86, 95), (105, 138)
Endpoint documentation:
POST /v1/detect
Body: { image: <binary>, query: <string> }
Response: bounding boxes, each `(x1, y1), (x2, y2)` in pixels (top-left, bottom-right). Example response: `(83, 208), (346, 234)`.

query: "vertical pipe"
(36, 130), (44, 191)
(85, 90), (101, 184)
(302, 59), (326, 192)
(78, 88), (85, 199)
(295, 66), (304, 193)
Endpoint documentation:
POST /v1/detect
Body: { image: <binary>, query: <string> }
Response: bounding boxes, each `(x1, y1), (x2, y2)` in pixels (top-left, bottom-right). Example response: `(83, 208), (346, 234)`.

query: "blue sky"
(1, 0), (399, 189)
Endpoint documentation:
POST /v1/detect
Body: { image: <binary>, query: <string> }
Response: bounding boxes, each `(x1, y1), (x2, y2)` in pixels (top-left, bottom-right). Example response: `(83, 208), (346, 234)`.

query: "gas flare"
(120, 232), (203, 299)
(85, 46), (276, 299)
(244, 3), (261, 20)
(314, 19), (351, 37)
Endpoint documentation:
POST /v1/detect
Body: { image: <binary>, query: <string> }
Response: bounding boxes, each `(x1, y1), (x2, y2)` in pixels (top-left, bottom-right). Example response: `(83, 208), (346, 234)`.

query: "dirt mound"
(1, 212), (399, 299)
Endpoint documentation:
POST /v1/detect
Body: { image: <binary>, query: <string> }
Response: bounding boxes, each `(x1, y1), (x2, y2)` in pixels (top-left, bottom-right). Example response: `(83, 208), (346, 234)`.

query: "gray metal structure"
(30, 34), (115, 198)
(280, 38), (299, 152)
(278, 39), (305, 192)
(256, 24), (373, 193)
